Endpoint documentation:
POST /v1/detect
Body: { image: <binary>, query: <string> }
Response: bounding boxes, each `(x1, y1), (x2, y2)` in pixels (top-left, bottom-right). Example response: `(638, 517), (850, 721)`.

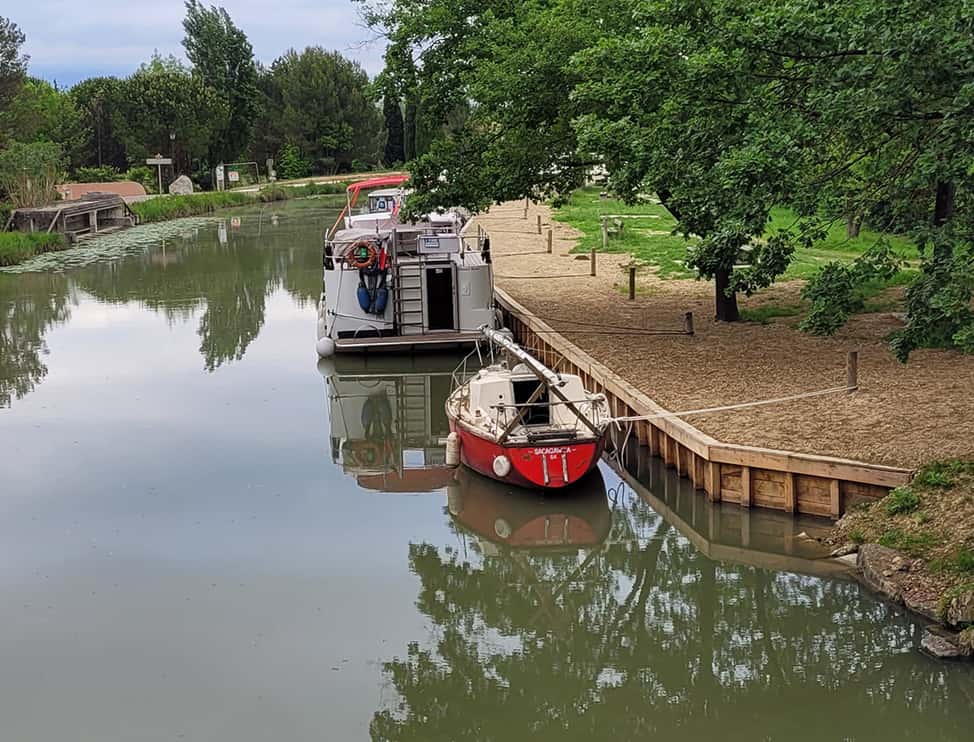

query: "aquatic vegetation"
(0, 218), (216, 273)
(0, 233), (67, 267)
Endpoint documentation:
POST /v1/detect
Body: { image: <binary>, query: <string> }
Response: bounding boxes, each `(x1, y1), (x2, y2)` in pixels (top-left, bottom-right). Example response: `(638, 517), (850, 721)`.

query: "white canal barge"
(316, 175), (499, 356)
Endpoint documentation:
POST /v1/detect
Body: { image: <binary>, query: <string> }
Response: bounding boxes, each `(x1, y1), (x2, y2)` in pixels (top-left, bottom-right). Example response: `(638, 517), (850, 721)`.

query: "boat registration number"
(533, 447), (573, 456)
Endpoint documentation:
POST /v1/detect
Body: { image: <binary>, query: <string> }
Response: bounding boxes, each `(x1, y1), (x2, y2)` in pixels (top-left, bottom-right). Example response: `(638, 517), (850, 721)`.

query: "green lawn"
(0, 232), (67, 266)
(552, 187), (919, 319)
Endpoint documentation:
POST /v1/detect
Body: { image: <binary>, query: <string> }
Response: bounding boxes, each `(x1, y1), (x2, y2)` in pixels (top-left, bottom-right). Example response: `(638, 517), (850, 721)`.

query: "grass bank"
(552, 186), (919, 320)
(129, 192), (257, 223)
(828, 461), (974, 640)
(0, 232), (68, 266)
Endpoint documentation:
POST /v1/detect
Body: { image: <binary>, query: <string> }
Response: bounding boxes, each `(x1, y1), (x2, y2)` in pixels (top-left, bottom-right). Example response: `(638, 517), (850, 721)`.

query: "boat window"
(512, 380), (550, 426)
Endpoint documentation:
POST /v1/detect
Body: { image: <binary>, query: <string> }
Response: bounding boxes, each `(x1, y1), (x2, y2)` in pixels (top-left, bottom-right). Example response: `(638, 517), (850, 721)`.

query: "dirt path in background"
(473, 203), (974, 469)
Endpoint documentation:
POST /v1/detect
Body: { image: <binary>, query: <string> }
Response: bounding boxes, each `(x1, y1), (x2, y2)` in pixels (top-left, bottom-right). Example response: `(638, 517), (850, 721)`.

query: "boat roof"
(347, 174), (410, 193)
(367, 188), (404, 198)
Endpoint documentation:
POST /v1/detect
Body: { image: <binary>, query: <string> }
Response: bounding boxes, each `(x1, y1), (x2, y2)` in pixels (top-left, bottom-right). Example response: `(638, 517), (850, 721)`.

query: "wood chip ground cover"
(475, 202), (974, 469)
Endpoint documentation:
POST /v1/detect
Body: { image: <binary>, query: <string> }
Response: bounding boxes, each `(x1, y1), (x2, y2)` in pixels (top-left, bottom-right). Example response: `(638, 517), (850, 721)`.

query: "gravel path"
(475, 203), (974, 469)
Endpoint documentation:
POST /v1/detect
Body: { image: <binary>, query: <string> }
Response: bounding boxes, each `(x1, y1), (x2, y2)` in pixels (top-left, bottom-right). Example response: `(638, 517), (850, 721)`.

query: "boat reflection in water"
(321, 355), (460, 493)
(447, 467), (611, 554)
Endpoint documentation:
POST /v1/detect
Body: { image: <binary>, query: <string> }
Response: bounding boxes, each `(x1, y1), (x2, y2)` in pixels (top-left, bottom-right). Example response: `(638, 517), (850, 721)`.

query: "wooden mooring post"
(629, 265), (637, 300)
(684, 312), (695, 336)
(537, 214), (542, 235)
(523, 197), (529, 219)
(847, 351), (859, 391)
(590, 248), (597, 277)
(547, 228), (553, 254)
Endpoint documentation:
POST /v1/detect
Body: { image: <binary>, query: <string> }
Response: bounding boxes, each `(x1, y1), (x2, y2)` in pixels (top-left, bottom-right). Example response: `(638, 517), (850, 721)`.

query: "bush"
(276, 143), (311, 180)
(0, 233), (68, 266)
(124, 166), (157, 192)
(885, 486), (921, 515)
(258, 186), (290, 203)
(0, 141), (65, 208)
(74, 165), (121, 183)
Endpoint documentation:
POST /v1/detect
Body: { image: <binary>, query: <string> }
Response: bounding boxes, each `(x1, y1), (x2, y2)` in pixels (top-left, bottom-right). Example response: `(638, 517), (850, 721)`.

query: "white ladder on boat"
(394, 262), (424, 335)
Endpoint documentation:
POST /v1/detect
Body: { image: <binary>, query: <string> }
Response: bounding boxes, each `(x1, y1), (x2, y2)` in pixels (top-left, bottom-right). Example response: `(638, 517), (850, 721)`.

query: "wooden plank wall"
(496, 289), (913, 520)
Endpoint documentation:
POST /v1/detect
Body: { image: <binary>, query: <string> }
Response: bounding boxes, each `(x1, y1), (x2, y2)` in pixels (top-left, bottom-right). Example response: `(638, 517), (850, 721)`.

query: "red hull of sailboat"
(451, 422), (604, 490)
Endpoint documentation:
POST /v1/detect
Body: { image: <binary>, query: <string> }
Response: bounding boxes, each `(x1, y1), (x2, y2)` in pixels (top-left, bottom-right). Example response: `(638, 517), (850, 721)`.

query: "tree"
(182, 1), (259, 165)
(0, 77), (87, 168)
(114, 56), (227, 175)
(381, 87), (404, 167)
(0, 16), (27, 113)
(70, 77), (128, 171)
(251, 48), (381, 174)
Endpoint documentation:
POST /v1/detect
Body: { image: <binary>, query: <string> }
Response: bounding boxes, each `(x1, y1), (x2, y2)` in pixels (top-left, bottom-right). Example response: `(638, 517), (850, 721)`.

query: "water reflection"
(0, 201), (338, 406)
(322, 355), (458, 492)
(317, 358), (974, 739)
(375, 473), (973, 740)
(0, 273), (74, 407)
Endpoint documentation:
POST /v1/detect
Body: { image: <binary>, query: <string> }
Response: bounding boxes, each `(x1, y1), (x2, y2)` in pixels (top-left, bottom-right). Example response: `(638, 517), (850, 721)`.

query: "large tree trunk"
(714, 268), (740, 322)
(933, 180), (956, 261)
(846, 212), (862, 239)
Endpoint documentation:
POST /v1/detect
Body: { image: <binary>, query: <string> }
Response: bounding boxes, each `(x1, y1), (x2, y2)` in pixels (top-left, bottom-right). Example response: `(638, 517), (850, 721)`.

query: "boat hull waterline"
(450, 421), (605, 489)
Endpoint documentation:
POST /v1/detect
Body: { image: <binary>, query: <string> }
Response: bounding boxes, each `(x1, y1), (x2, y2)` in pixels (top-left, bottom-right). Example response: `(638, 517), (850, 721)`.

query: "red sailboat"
(446, 327), (611, 490)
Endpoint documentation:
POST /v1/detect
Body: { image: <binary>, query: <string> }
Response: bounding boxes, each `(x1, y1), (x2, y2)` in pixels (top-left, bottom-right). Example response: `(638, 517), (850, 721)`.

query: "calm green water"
(0, 200), (971, 741)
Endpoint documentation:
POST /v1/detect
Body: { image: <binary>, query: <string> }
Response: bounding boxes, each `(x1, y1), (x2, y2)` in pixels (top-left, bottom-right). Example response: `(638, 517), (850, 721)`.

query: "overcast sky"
(13, 0), (386, 87)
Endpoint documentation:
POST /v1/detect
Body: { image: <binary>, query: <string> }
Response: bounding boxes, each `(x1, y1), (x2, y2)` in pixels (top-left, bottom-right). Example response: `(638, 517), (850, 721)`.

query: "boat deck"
(335, 331), (483, 354)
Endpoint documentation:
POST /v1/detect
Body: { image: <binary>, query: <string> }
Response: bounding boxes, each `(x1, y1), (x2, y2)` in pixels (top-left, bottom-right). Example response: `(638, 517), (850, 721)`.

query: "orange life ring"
(346, 241), (378, 270)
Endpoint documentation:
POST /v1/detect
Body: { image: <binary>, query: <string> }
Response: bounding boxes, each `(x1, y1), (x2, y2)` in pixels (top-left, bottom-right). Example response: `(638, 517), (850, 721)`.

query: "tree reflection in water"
(0, 202), (335, 406)
(372, 474), (974, 741)
(0, 273), (74, 407)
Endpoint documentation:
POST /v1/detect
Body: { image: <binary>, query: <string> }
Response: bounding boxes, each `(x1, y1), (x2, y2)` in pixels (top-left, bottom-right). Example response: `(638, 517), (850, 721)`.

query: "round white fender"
(492, 454), (511, 478)
(316, 336), (336, 358)
(446, 432), (461, 467)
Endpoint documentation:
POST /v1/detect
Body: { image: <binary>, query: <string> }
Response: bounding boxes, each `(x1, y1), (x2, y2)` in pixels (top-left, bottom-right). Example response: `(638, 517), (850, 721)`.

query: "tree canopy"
(364, 0), (974, 354)
(182, 0), (259, 165)
(252, 47), (381, 174)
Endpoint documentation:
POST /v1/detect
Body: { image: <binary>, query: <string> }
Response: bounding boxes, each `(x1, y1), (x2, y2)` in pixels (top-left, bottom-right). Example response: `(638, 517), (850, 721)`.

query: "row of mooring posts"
(511, 200), (861, 392)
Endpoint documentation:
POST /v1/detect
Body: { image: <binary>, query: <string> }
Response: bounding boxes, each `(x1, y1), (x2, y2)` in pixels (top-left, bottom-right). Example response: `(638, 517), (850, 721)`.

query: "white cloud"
(14, 0), (386, 85)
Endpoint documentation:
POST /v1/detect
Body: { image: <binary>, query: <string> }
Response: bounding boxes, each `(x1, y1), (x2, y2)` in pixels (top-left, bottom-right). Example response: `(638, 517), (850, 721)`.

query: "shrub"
(123, 166), (157, 192)
(885, 486), (921, 515)
(0, 141), (65, 208)
(276, 143), (311, 180)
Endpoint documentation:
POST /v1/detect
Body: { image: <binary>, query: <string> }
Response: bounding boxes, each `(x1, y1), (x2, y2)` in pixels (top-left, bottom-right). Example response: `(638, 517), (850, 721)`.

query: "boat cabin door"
(425, 265), (456, 331)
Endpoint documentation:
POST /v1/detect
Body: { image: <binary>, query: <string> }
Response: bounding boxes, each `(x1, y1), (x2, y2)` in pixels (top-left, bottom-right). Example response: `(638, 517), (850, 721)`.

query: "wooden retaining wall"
(495, 287), (913, 519)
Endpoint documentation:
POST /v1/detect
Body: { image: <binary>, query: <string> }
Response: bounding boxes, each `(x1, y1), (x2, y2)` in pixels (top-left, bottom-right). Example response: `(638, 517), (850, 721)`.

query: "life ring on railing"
(346, 241), (378, 270)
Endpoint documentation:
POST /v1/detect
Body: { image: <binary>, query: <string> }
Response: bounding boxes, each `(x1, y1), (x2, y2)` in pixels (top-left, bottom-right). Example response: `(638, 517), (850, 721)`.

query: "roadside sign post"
(215, 164), (225, 192)
(146, 155), (173, 195)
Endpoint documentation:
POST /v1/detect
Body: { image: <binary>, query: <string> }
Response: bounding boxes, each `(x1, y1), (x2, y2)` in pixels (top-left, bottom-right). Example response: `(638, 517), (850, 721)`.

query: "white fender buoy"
(316, 336), (336, 358)
(445, 432), (461, 467)
(492, 454), (511, 478)
(494, 518), (512, 539)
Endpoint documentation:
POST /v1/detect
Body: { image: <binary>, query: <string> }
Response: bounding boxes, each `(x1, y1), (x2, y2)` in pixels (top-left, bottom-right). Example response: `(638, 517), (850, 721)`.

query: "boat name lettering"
(533, 447), (573, 455)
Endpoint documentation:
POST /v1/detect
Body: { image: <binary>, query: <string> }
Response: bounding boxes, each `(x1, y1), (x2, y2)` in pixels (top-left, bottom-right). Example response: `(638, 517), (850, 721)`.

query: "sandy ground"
(474, 203), (974, 469)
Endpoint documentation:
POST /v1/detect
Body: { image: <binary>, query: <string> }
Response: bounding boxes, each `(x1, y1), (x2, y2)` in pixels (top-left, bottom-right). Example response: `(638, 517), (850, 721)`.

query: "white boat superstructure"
(316, 176), (499, 356)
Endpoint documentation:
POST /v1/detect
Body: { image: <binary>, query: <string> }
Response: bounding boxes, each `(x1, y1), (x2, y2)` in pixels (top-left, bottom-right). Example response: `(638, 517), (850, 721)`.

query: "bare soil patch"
(475, 203), (974, 469)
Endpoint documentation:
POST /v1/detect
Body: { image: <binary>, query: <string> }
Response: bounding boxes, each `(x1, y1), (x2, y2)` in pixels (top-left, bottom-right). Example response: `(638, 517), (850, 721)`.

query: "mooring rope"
(610, 384), (857, 424)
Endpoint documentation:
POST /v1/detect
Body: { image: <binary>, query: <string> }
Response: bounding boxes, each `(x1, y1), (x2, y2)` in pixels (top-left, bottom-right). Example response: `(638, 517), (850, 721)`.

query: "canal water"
(0, 200), (971, 741)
